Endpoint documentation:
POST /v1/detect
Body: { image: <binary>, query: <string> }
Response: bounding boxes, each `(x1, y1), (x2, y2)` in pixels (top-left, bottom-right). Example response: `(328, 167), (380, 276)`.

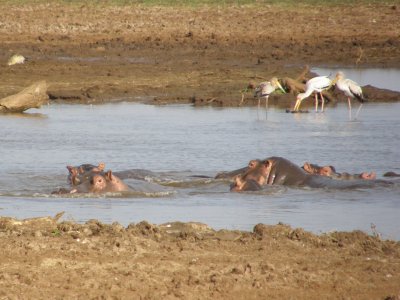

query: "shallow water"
(0, 102), (399, 239)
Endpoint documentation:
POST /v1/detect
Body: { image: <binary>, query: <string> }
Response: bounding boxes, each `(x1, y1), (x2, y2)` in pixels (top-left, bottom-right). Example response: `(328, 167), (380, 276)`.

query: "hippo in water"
(302, 162), (376, 180)
(67, 162), (105, 185)
(53, 163), (130, 194)
(383, 171), (400, 177)
(215, 160), (261, 180)
(70, 170), (130, 194)
(230, 156), (391, 192)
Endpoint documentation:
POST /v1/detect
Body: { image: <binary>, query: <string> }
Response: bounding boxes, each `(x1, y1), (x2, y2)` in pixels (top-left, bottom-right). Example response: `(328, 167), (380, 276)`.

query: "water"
(312, 67), (400, 92)
(0, 102), (399, 240)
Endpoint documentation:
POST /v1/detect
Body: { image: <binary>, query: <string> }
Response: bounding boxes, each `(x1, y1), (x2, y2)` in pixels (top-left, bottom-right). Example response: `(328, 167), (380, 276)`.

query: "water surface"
(0, 102), (399, 239)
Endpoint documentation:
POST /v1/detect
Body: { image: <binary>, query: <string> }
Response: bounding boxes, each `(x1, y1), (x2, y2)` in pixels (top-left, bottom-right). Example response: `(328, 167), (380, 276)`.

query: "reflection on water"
(0, 102), (399, 239)
(312, 67), (400, 92)
(0, 112), (48, 119)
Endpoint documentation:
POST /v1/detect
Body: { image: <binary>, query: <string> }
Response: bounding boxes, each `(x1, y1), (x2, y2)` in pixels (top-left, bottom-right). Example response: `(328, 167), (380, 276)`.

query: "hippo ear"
(105, 170), (113, 180)
(98, 162), (105, 171)
(302, 162), (310, 171)
(68, 167), (78, 176)
(248, 160), (258, 169)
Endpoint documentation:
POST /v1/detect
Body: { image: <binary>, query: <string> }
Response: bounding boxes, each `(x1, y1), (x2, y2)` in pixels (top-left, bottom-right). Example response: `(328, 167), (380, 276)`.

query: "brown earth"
(1, 3), (400, 299)
(0, 3), (399, 109)
(1, 214), (400, 299)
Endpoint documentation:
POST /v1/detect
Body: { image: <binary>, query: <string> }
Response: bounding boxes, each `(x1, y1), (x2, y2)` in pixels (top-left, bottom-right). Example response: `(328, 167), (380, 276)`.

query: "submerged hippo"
(302, 162), (376, 180)
(53, 162), (130, 194)
(70, 170), (130, 194)
(383, 171), (400, 177)
(215, 160), (260, 180)
(67, 162), (105, 185)
(231, 156), (391, 192)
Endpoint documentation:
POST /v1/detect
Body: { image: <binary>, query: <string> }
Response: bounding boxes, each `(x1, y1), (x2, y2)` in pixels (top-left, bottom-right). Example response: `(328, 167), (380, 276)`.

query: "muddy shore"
(1, 214), (400, 299)
(1, 3), (400, 108)
(1, 2), (400, 298)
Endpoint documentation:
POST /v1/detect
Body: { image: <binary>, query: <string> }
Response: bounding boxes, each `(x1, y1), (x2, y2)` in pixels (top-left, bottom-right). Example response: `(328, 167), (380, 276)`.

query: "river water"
(1, 102), (399, 239)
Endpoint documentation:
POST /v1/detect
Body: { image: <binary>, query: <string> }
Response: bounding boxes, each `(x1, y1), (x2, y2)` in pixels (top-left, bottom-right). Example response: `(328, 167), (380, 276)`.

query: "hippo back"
(267, 157), (308, 186)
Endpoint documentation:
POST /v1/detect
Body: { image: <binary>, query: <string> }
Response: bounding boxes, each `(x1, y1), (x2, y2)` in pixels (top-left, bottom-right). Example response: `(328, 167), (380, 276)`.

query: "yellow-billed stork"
(333, 71), (365, 119)
(294, 75), (332, 112)
(254, 77), (286, 109)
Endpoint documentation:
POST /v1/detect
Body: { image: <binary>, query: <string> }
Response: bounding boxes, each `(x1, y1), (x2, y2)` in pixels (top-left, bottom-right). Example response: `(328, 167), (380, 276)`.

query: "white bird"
(254, 77), (286, 109)
(7, 54), (26, 66)
(333, 71), (365, 119)
(294, 76), (332, 112)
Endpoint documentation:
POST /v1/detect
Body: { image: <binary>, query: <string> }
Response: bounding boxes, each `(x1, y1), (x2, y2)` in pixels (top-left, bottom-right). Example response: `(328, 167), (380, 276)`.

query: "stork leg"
(348, 97), (352, 120)
(320, 93), (325, 112)
(239, 93), (245, 106)
(355, 103), (363, 120)
(258, 97), (261, 109)
(265, 96), (269, 120)
(314, 93), (318, 112)
(294, 99), (300, 111)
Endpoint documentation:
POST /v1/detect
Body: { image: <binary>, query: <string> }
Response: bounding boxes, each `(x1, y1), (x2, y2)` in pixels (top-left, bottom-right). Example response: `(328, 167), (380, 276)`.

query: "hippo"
(383, 171), (400, 177)
(302, 162), (376, 180)
(215, 159), (260, 180)
(67, 162), (105, 185)
(70, 170), (130, 194)
(231, 156), (391, 192)
(52, 162), (130, 194)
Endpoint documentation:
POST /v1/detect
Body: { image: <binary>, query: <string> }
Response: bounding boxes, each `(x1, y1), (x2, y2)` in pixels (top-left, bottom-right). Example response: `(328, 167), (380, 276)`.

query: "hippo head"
(66, 166), (81, 185)
(89, 174), (108, 193)
(303, 162), (336, 177)
(230, 176), (262, 192)
(230, 159), (271, 192)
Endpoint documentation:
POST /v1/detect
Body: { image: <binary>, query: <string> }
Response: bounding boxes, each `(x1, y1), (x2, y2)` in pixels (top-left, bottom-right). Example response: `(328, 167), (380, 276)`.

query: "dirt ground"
(0, 3), (400, 108)
(1, 2), (400, 299)
(0, 214), (400, 299)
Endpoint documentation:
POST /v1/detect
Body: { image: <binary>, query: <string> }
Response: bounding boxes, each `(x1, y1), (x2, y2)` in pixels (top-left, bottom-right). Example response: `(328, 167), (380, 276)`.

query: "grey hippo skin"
(231, 156), (392, 192)
(71, 170), (130, 194)
(215, 160), (261, 180)
(302, 162), (376, 180)
(383, 171), (400, 177)
(67, 162), (105, 186)
(53, 163), (130, 194)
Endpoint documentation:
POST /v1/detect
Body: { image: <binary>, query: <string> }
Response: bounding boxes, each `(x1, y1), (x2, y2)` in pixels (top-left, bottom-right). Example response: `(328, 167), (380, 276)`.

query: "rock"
(7, 54), (26, 66)
(0, 81), (48, 113)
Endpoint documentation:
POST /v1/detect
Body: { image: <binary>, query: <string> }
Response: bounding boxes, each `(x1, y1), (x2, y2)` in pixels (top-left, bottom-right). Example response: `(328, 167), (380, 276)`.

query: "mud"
(0, 214), (399, 299)
(0, 3), (400, 109)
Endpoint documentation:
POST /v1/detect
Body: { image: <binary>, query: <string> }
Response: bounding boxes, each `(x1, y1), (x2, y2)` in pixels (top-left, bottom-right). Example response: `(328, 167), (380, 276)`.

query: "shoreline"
(1, 214), (400, 299)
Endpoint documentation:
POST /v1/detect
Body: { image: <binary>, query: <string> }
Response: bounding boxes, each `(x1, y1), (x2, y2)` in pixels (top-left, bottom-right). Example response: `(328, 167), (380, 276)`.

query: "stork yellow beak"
(276, 80), (286, 94)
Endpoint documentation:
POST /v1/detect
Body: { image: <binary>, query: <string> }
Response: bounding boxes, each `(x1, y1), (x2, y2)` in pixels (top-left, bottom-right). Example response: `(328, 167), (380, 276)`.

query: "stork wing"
(346, 79), (363, 97)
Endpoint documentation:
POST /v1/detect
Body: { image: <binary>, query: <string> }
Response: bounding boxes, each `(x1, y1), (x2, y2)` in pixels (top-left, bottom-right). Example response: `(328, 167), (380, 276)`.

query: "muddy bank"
(0, 3), (399, 108)
(0, 214), (399, 299)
